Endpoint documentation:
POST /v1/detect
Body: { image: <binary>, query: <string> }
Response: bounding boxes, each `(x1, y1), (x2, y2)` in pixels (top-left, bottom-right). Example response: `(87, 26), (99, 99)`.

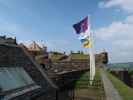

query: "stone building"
(26, 41), (47, 58)
(21, 41), (51, 70)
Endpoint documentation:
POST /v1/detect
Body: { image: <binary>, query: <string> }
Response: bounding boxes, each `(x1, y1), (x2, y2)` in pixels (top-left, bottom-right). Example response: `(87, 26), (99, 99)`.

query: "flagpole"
(88, 15), (92, 85)
(72, 15), (95, 85)
(91, 25), (96, 81)
(88, 16), (95, 85)
(89, 32), (93, 85)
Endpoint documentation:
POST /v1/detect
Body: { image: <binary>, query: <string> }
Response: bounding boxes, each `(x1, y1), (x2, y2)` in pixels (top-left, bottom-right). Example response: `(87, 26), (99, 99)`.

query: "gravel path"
(100, 69), (123, 100)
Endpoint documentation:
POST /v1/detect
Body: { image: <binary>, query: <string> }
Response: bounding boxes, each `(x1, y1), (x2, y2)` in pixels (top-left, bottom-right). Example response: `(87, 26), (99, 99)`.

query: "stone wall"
(0, 36), (16, 44)
(0, 44), (57, 100)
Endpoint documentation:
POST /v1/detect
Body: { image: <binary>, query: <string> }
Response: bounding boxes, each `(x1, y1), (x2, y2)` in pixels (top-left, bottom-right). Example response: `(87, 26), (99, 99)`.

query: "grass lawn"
(50, 54), (65, 62)
(75, 69), (102, 88)
(74, 69), (105, 100)
(107, 72), (133, 100)
(70, 53), (89, 60)
(74, 71), (89, 88)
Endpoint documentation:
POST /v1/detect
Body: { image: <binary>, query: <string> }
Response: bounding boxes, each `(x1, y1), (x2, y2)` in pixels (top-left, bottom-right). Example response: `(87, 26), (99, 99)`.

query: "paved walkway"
(100, 69), (123, 100)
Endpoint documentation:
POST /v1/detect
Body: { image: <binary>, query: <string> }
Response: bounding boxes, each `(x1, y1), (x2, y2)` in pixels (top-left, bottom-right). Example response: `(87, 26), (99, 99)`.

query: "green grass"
(70, 53), (89, 60)
(75, 71), (89, 88)
(74, 69), (105, 99)
(107, 72), (133, 100)
(75, 69), (101, 88)
(94, 69), (101, 81)
(51, 52), (89, 61)
(50, 54), (65, 62)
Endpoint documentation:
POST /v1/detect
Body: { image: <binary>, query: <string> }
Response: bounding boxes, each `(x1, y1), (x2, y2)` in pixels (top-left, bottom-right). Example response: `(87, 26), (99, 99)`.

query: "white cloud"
(99, 0), (133, 13)
(95, 16), (133, 41)
(95, 15), (133, 63)
(97, 0), (133, 62)
(125, 15), (133, 23)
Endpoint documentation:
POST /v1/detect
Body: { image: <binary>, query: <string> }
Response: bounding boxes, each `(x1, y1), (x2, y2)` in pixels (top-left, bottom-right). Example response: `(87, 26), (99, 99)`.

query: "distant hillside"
(108, 62), (133, 67)
(107, 62), (133, 70)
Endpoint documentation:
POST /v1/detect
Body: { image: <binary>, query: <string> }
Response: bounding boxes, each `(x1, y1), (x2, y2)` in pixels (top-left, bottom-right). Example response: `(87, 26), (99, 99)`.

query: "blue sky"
(0, 0), (133, 63)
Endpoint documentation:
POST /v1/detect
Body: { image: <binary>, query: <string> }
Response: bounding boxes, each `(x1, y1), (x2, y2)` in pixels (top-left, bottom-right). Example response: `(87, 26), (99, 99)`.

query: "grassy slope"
(75, 69), (101, 88)
(51, 53), (89, 62)
(75, 71), (89, 88)
(50, 54), (64, 61)
(74, 69), (105, 99)
(107, 72), (133, 100)
(71, 53), (89, 60)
